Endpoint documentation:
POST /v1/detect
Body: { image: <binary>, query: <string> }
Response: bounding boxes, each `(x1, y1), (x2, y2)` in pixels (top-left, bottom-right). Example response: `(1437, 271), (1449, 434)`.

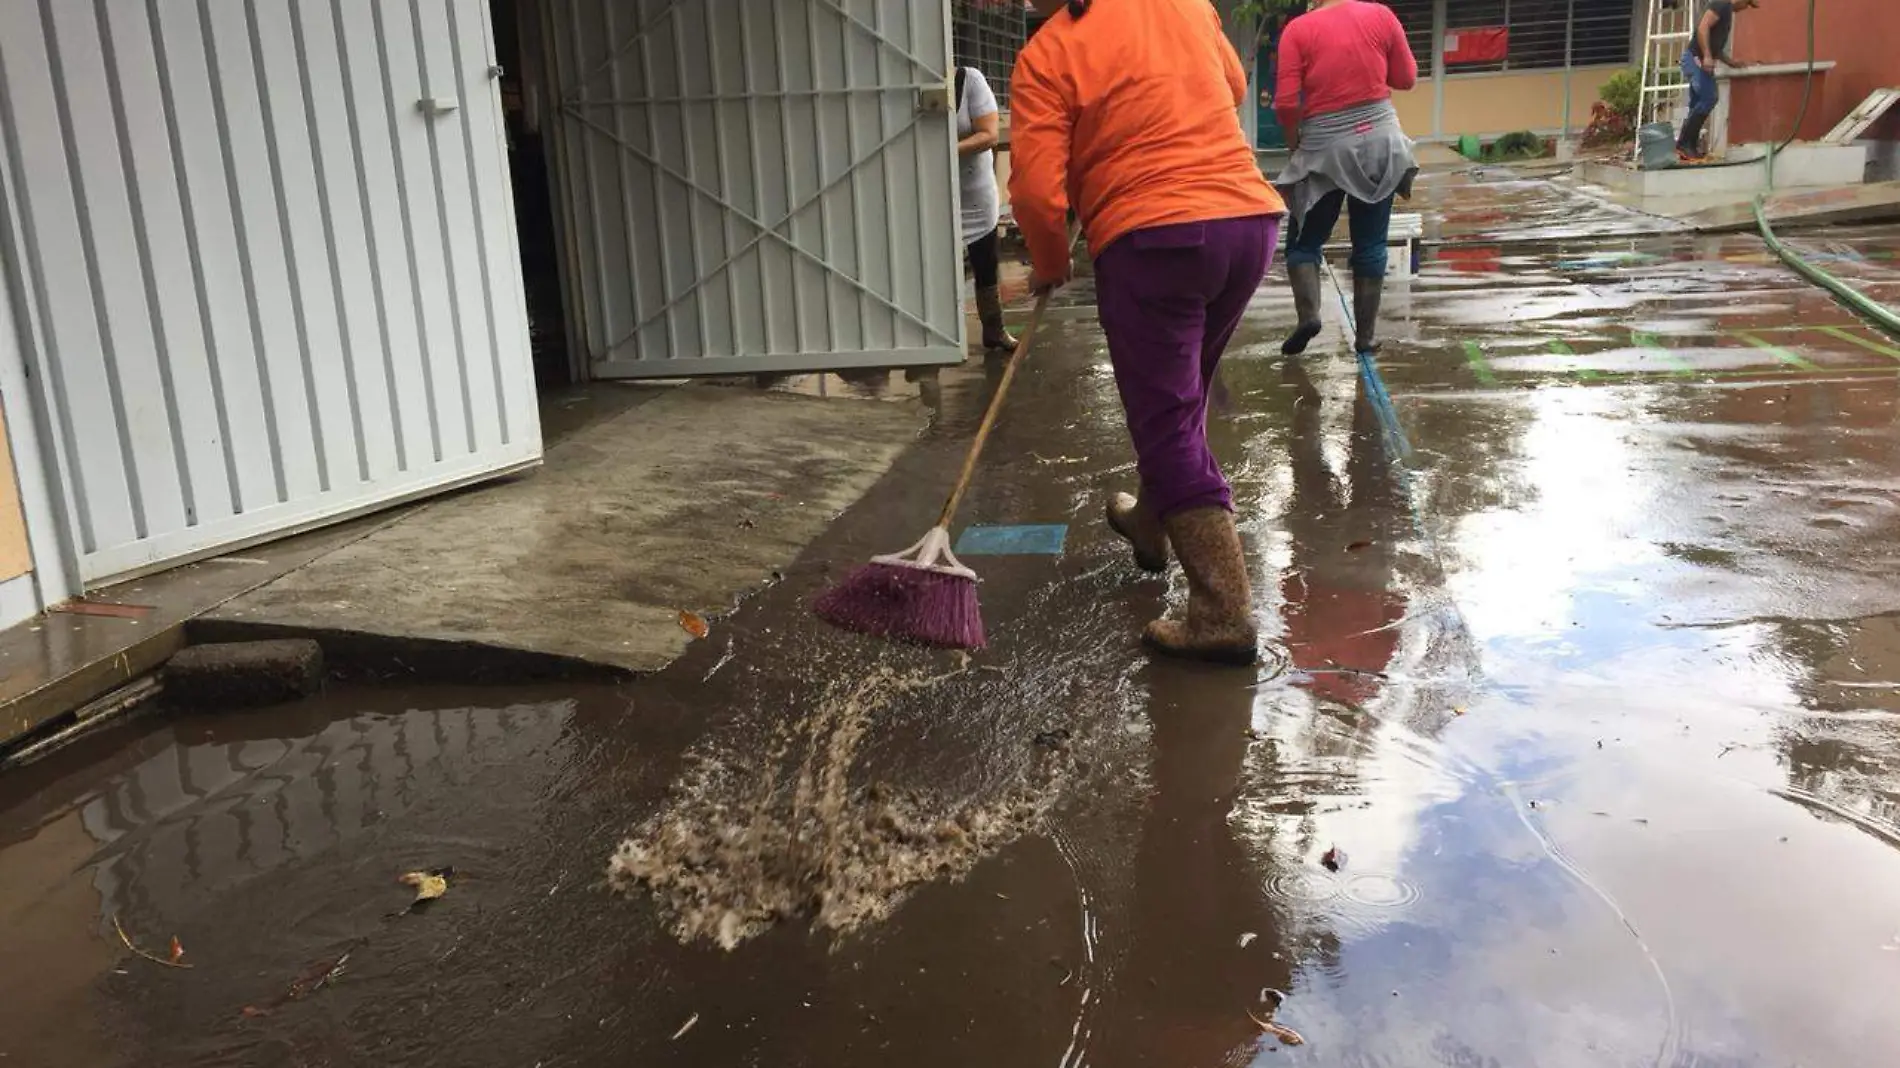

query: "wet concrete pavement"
(7, 172), (1900, 1067)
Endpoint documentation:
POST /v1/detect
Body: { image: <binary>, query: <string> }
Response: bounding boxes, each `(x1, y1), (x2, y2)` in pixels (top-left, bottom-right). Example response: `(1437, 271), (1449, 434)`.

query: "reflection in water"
(1100, 662), (1288, 1068)
(0, 697), (575, 1067)
(1097, 365), (1450, 1067)
(1279, 359), (1409, 711)
(73, 703), (572, 925)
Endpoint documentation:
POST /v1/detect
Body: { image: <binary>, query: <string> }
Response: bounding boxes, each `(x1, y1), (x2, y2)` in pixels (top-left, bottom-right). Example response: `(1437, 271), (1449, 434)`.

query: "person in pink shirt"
(1272, 0), (1420, 359)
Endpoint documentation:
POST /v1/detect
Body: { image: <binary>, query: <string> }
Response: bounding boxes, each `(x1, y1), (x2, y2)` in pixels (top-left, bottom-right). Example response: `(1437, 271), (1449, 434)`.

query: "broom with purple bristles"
(813, 289), (1054, 650)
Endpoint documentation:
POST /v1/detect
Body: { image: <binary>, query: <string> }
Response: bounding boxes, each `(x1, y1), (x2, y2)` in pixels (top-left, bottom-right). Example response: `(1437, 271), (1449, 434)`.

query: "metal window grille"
(1445, 0), (1634, 74)
(1379, 0), (1437, 68)
(952, 0), (1030, 109)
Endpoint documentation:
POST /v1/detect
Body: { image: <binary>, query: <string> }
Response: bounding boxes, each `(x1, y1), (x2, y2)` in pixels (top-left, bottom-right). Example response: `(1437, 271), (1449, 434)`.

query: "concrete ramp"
(208, 385), (925, 673)
(1683, 180), (1900, 233)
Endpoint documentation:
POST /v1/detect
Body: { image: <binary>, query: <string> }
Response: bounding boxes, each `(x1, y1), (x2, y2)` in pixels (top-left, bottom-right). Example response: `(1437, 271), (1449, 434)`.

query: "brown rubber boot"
(1106, 492), (1170, 573)
(1143, 507), (1259, 665)
(976, 286), (1019, 355)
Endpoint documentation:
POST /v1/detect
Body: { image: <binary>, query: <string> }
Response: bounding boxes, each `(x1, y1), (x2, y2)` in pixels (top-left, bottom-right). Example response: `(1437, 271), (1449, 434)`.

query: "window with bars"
(952, 1), (1030, 110)
(1444, 0), (1635, 73)
(1378, 0), (1437, 68)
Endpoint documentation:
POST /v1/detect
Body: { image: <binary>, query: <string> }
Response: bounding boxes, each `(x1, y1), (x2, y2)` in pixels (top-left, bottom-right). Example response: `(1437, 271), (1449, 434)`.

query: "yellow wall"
(1438, 66), (1622, 138)
(1392, 83), (1435, 137)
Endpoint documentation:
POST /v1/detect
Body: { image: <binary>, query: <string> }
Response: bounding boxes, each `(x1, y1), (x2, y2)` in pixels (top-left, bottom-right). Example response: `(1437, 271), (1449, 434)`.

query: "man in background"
(1677, 0), (1760, 161)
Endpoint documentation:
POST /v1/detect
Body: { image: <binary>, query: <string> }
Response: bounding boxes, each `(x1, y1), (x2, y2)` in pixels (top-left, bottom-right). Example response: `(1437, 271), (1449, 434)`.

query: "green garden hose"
(1742, 0), (1900, 341)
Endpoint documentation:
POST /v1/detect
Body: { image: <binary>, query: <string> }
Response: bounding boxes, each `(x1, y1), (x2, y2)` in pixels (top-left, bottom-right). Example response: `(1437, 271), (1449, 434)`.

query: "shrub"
(1582, 102), (1634, 147)
(1599, 69), (1641, 123)
(1492, 130), (1546, 159)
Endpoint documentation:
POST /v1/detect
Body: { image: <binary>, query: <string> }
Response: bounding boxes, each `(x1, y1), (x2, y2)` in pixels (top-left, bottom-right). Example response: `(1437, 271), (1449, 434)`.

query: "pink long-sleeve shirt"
(1273, 1), (1419, 133)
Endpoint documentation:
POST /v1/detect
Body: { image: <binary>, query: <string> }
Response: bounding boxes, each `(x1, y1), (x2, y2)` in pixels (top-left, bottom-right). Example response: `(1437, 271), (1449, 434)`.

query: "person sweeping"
(1273, 0), (1419, 359)
(1009, 0), (1286, 665)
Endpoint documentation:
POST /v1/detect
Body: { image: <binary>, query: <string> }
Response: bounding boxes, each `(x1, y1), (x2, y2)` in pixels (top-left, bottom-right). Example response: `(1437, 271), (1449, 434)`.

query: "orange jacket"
(1008, 0), (1285, 280)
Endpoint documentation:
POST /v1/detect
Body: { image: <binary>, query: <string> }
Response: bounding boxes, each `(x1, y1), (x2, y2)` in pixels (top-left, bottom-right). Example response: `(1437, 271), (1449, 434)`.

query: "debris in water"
(670, 1013), (700, 1040)
(702, 636), (737, 682)
(398, 867), (453, 909)
(608, 666), (1070, 949)
(243, 950), (355, 1019)
(1320, 847), (1344, 873)
(1246, 1008), (1305, 1046)
(679, 611), (711, 640)
(1347, 540), (1373, 552)
(111, 915), (192, 970)
(1238, 932), (1258, 948)
(1034, 727), (1072, 751)
(1261, 987), (1288, 1007)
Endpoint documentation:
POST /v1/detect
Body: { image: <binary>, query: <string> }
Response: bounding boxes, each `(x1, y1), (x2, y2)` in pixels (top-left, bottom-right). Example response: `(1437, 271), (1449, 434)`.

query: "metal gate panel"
(0, 0), (540, 584)
(549, 0), (964, 377)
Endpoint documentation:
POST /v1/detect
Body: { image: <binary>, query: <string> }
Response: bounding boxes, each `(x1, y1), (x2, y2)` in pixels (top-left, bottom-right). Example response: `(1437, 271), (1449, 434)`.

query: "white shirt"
(956, 67), (1002, 247)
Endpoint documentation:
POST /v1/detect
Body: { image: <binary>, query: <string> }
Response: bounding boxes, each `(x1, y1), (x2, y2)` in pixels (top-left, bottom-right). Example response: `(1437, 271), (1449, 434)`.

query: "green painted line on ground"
(1733, 329), (1819, 370)
(1462, 340), (1499, 385)
(1817, 324), (1900, 361)
(1628, 330), (1696, 377)
(1578, 365), (1898, 385)
(1547, 339), (1601, 381)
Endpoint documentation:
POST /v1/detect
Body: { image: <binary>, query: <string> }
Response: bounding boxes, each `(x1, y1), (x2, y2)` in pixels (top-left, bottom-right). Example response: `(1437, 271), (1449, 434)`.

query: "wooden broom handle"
(936, 288), (1053, 529)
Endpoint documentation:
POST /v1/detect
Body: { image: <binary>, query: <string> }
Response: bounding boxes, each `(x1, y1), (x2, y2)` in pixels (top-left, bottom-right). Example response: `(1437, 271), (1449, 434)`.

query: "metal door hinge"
(917, 83), (952, 114)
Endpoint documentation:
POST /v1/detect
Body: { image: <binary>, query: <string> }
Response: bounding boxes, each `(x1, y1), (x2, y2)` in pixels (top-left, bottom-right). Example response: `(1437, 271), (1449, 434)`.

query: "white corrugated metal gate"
(547, 0), (965, 377)
(0, 0), (541, 586)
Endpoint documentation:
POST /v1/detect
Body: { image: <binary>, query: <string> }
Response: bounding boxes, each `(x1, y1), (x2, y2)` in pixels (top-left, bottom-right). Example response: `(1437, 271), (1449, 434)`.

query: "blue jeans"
(1284, 190), (1395, 277)
(1679, 48), (1719, 150)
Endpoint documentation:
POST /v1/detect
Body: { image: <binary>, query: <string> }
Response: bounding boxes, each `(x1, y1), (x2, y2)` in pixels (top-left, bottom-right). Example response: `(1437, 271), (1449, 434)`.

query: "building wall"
(1728, 0), (1900, 143)
(1430, 66), (1622, 139)
(1392, 82), (1435, 138)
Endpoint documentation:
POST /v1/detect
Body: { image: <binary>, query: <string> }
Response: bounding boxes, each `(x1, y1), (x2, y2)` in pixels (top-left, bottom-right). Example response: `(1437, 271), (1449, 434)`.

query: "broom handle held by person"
(937, 288), (1051, 528)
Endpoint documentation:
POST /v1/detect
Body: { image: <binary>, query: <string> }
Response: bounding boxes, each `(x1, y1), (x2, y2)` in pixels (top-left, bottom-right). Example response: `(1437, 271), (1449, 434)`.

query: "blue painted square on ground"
(954, 524), (1068, 557)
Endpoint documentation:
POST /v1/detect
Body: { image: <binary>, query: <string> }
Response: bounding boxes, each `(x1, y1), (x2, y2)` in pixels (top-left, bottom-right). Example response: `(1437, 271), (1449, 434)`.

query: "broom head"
(813, 525), (984, 649)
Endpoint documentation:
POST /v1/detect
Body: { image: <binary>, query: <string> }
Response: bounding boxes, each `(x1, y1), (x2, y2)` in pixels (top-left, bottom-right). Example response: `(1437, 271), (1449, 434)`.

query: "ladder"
(1634, 0), (1697, 160)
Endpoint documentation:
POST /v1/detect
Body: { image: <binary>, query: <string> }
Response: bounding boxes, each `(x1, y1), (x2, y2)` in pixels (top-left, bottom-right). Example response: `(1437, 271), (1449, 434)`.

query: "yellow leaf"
(399, 871), (449, 902)
(678, 611), (710, 639)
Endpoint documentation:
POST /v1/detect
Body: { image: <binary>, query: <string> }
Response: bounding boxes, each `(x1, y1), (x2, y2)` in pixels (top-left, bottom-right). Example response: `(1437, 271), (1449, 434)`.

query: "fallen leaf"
(1246, 1008), (1306, 1046)
(169, 936), (186, 965)
(678, 611), (710, 639)
(240, 1005), (272, 1019)
(1321, 846), (1344, 873)
(111, 915), (191, 970)
(1238, 932), (1258, 948)
(399, 869), (450, 904)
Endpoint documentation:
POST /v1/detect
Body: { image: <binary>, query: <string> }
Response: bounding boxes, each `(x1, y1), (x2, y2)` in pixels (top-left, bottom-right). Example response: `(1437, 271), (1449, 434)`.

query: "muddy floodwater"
(5, 175), (1900, 1067)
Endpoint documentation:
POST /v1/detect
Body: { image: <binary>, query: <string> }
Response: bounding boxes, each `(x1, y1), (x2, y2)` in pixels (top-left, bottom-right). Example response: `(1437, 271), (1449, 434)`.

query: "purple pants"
(1094, 214), (1279, 520)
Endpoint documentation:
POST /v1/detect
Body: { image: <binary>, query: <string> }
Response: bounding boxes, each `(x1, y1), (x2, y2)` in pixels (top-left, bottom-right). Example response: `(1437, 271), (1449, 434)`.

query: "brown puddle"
(3, 181), (1900, 1067)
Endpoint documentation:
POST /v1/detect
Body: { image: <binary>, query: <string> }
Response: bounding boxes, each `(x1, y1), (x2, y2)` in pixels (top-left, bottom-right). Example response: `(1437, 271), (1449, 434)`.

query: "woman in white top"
(955, 62), (1016, 355)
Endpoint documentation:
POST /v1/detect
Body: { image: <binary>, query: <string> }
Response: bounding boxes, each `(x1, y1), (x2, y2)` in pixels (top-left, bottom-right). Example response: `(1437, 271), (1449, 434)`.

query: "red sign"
(1444, 26), (1509, 65)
